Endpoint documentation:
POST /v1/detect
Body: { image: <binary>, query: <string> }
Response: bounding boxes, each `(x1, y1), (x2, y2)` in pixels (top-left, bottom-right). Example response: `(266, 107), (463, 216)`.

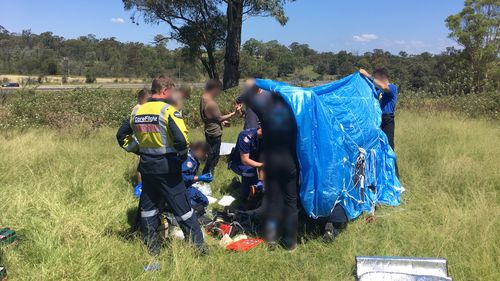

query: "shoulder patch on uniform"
(243, 136), (250, 143)
(173, 111), (183, 118)
(186, 161), (193, 168)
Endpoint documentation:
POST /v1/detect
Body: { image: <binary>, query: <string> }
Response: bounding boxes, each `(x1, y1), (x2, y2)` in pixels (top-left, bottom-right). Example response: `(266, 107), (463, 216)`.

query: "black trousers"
(381, 114), (395, 150)
(299, 204), (348, 235)
(381, 114), (399, 177)
(140, 173), (204, 252)
(264, 149), (299, 247)
(202, 134), (221, 174)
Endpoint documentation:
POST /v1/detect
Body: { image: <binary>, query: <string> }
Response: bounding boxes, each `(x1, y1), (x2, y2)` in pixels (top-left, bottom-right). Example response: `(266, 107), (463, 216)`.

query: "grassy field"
(0, 111), (499, 281)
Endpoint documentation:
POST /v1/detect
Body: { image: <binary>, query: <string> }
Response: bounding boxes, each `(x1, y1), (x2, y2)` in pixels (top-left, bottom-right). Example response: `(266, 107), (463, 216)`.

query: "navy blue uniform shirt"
(378, 84), (398, 114)
(182, 151), (209, 207)
(182, 151), (200, 187)
(231, 128), (261, 165)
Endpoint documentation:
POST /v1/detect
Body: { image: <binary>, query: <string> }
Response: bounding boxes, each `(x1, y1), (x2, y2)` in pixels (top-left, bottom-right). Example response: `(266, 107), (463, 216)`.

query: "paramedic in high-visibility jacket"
(129, 76), (206, 256)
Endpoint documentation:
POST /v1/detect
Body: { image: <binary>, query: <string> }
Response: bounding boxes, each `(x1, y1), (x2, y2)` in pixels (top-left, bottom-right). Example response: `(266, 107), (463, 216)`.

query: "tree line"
(0, 1), (497, 95)
(121, 0), (498, 94)
(0, 26), (204, 82)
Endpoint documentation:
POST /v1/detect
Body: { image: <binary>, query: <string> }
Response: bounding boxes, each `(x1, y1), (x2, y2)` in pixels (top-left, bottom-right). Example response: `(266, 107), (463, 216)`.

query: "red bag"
(218, 223), (233, 236)
(226, 238), (264, 252)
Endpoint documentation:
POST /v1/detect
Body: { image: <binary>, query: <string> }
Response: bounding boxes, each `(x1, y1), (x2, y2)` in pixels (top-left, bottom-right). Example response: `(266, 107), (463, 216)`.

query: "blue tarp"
(255, 73), (403, 219)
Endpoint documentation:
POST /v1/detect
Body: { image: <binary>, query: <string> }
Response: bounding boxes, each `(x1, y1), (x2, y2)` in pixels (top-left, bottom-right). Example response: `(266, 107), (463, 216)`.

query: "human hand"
(133, 182), (142, 198)
(359, 69), (370, 78)
(198, 173), (213, 183)
(222, 120), (231, 127)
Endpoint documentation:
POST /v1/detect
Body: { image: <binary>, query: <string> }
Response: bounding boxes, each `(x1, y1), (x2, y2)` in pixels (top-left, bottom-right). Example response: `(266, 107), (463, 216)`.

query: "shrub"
(399, 90), (499, 120)
(0, 87), (243, 129)
(85, 71), (96, 84)
(0, 87), (496, 130)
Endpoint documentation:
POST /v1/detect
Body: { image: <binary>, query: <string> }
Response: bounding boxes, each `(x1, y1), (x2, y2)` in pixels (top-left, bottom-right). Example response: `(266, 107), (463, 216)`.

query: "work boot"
(322, 222), (339, 244)
(194, 244), (209, 256)
(147, 240), (162, 257)
(142, 227), (162, 256)
(285, 243), (298, 253)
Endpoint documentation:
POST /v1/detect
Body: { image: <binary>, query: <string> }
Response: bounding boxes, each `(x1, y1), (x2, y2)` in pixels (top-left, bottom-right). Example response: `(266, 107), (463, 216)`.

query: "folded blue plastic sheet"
(255, 73), (403, 219)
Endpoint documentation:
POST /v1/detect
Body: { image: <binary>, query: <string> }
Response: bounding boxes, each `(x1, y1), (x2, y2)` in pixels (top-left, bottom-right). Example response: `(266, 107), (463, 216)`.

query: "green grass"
(0, 111), (499, 280)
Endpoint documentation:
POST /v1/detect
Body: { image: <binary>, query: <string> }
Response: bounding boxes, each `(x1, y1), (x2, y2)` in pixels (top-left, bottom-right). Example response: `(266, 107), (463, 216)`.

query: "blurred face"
(208, 87), (221, 98)
(171, 91), (184, 110)
(158, 87), (174, 99)
(373, 74), (389, 84)
(245, 79), (259, 94)
(192, 148), (206, 160)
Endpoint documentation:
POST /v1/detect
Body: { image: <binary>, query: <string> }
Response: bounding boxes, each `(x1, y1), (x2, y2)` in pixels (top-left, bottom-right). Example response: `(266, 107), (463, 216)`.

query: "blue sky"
(1, 0), (464, 54)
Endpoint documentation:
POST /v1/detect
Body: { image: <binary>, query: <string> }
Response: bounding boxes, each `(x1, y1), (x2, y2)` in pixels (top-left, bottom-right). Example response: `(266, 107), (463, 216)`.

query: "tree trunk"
(223, 0), (243, 90)
(201, 46), (219, 79)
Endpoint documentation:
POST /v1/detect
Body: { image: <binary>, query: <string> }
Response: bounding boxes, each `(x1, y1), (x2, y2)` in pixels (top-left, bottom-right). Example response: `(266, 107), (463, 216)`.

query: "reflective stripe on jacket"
(131, 99), (189, 156)
(122, 135), (139, 153)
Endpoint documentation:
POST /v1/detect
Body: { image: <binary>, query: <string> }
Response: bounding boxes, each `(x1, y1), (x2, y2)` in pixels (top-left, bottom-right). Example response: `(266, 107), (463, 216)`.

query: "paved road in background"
(1, 81), (325, 93)
(0, 82), (206, 92)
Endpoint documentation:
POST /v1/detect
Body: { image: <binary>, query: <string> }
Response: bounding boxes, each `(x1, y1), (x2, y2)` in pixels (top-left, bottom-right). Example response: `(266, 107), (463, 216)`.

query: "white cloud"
(409, 40), (425, 48)
(353, 34), (378, 42)
(111, 17), (125, 24)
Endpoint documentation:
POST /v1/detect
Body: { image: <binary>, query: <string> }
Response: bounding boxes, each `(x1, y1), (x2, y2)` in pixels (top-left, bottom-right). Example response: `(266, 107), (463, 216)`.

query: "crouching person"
(182, 142), (213, 218)
(128, 76), (206, 256)
(299, 204), (348, 243)
(229, 127), (263, 209)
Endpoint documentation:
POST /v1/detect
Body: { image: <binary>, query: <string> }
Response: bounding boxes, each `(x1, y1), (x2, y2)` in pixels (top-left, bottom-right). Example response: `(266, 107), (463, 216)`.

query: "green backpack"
(0, 228), (16, 247)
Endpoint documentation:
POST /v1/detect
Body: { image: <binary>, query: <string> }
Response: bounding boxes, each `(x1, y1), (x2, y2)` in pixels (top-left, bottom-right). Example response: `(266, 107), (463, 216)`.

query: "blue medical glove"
(198, 173), (213, 183)
(133, 182), (142, 198)
(255, 180), (264, 191)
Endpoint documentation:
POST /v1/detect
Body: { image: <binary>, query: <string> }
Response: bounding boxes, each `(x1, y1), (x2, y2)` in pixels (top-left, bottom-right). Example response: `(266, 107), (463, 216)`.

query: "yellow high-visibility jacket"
(130, 98), (189, 156)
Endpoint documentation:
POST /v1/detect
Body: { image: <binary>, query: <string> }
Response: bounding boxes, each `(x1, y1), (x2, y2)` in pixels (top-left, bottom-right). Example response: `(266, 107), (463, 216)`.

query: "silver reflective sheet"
(359, 272), (452, 281)
(356, 256), (451, 280)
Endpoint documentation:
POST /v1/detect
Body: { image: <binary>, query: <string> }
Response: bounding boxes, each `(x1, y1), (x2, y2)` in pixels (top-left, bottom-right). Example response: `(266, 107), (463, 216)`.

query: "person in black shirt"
(235, 88), (270, 130)
(239, 79), (299, 251)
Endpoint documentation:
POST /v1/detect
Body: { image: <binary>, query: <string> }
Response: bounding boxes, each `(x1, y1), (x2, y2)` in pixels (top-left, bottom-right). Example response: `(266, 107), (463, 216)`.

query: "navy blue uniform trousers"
(140, 173), (204, 250)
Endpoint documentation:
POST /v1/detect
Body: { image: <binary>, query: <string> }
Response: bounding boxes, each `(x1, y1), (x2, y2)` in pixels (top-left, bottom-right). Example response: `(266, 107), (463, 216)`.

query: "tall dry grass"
(0, 111), (498, 280)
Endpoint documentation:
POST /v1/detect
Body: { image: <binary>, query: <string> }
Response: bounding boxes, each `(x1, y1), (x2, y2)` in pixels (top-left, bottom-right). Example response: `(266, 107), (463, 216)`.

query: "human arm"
(116, 118), (139, 153)
(182, 163), (212, 185)
(167, 110), (189, 158)
(359, 69), (392, 93)
(116, 118), (133, 147)
(182, 173), (212, 185)
(182, 160), (197, 186)
(206, 100), (236, 123)
(240, 153), (264, 168)
(182, 173), (197, 187)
